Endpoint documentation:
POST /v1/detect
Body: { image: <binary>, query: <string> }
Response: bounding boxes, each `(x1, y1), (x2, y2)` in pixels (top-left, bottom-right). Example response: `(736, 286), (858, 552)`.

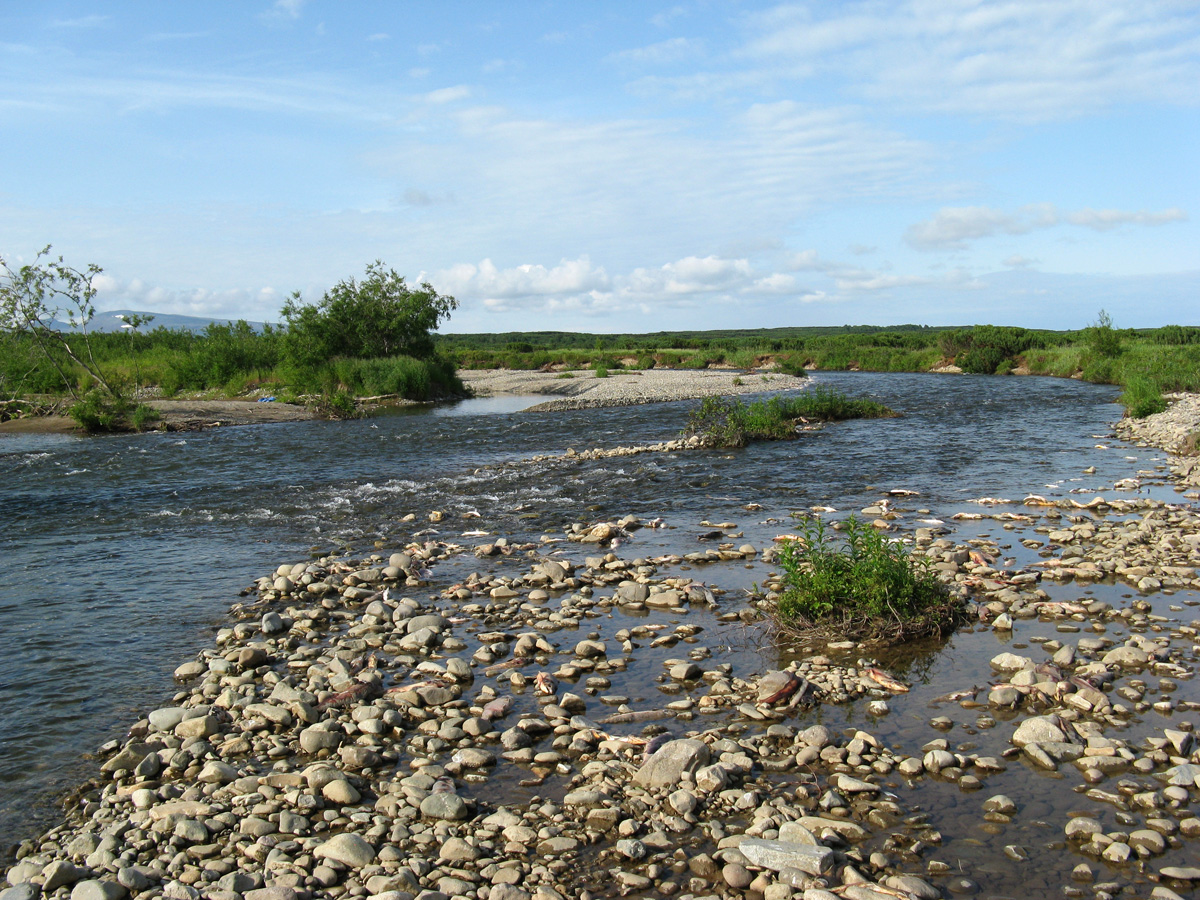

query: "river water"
(2, 372), (1189, 884)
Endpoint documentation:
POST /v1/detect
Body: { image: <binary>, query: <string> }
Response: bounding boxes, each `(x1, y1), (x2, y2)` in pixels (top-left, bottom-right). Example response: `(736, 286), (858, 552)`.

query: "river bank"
(0, 369), (807, 436)
(5, 384), (1200, 900)
(459, 368), (809, 412)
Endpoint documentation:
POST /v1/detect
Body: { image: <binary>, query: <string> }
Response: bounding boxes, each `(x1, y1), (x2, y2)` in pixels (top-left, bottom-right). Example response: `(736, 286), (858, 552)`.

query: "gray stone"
(1011, 716), (1072, 747)
(299, 725), (343, 754)
(1, 885), (39, 900)
(314, 832), (376, 868)
(148, 707), (187, 732)
(420, 792), (469, 820)
(42, 861), (86, 892)
(737, 839), (833, 876)
(1102, 645), (1149, 668)
(883, 876), (940, 900)
(70, 882), (126, 900)
(633, 738), (711, 789)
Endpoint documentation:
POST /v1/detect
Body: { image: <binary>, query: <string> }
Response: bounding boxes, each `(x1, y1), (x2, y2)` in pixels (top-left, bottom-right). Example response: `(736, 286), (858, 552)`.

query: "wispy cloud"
(906, 203), (1188, 249)
(610, 37), (701, 67)
(50, 15), (109, 29)
(735, 1), (1200, 121)
(263, 0), (305, 22)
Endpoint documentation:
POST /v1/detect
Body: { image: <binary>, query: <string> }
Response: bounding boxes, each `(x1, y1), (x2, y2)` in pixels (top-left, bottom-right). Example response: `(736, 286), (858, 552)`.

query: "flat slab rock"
(736, 838), (833, 875)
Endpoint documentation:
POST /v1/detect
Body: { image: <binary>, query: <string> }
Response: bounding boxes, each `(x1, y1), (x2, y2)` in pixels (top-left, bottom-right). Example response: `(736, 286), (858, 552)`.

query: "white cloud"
(50, 15), (109, 29)
(739, 0), (1200, 121)
(90, 274), (284, 321)
(610, 37), (701, 67)
(426, 257), (610, 302)
(266, 0), (305, 20)
(1067, 207), (1187, 230)
(367, 33), (389, 43)
(906, 203), (1187, 249)
(1002, 254), (1037, 268)
(423, 85), (470, 104)
(627, 256), (754, 295)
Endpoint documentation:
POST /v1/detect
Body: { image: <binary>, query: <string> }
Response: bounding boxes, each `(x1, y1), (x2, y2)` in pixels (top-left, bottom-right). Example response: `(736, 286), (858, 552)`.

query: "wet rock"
(633, 739), (711, 789)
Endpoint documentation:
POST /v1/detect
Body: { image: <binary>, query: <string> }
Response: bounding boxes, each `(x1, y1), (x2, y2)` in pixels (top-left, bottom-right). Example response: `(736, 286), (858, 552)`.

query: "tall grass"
(777, 516), (961, 642)
(684, 387), (894, 448)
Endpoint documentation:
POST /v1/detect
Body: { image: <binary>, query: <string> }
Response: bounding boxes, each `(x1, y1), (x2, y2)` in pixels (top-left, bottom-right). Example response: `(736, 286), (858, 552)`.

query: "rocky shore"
(458, 369), (809, 412)
(6, 396), (1200, 900)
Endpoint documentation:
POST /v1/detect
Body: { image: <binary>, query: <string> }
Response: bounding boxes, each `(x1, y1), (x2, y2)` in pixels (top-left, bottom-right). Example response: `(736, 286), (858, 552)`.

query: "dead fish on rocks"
(481, 696), (514, 721)
(863, 667), (910, 693)
(484, 657), (532, 677)
(757, 670), (806, 705)
(930, 687), (980, 705)
(598, 709), (673, 725)
(534, 672), (558, 695)
(317, 682), (379, 710)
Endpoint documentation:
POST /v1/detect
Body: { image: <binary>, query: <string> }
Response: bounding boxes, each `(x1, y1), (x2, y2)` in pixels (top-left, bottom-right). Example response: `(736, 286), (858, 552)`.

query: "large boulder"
(633, 739), (710, 789)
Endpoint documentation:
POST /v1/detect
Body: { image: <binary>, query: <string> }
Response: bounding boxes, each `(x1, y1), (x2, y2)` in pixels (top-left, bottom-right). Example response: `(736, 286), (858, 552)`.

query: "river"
(1, 372), (1184, 883)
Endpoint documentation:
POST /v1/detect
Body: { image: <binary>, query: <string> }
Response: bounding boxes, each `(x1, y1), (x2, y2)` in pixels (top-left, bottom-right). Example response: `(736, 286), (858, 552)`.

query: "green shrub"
(594, 365), (609, 378)
(1119, 376), (1167, 418)
(776, 516), (960, 642)
(684, 388), (893, 448)
(1088, 310), (1122, 358)
(772, 353), (809, 376)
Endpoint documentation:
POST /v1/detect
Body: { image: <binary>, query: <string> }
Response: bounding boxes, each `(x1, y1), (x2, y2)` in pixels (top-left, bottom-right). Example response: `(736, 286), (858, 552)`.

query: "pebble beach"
(5, 388), (1200, 900)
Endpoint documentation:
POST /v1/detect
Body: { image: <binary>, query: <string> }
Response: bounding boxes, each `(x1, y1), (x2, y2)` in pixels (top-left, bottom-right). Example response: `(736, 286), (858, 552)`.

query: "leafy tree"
(1088, 309), (1122, 357)
(281, 261), (456, 366)
(0, 246), (116, 401)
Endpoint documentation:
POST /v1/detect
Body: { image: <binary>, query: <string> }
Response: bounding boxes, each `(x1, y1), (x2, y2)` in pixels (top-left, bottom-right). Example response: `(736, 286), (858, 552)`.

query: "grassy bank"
(442, 321), (1200, 418)
(0, 323), (465, 425)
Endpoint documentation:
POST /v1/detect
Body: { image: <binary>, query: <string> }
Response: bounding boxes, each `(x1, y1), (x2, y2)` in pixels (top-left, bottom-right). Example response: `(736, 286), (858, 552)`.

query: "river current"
(1, 372), (1180, 870)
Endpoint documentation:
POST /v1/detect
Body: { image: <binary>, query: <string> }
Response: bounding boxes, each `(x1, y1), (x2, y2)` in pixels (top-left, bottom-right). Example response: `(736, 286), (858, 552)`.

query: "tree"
(0, 246), (117, 402)
(1088, 309), (1122, 358)
(281, 261), (456, 367)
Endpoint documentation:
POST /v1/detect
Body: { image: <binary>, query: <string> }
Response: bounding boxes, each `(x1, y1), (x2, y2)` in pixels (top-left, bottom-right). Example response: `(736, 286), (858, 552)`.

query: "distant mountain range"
(69, 310), (271, 333)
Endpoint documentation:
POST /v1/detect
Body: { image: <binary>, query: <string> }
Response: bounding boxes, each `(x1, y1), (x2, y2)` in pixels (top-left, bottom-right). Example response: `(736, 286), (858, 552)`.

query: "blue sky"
(1, 1), (1197, 333)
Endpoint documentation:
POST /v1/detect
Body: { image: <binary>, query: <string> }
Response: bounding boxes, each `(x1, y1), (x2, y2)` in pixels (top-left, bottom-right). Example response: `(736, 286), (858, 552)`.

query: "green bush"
(777, 516), (959, 642)
(684, 388), (893, 448)
(594, 365), (609, 378)
(1119, 376), (1167, 418)
(1088, 310), (1122, 358)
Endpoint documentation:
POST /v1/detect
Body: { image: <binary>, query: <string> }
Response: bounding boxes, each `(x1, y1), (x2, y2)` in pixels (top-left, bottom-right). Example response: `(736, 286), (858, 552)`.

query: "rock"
(42, 861), (86, 892)
(737, 839), (834, 876)
(197, 761), (238, 784)
(314, 832), (376, 868)
(1011, 716), (1072, 747)
(70, 882), (126, 900)
(0, 886), (39, 900)
(1103, 645), (1149, 668)
(883, 875), (941, 900)
(148, 707), (187, 732)
(990, 652), (1033, 672)
(633, 739), (711, 789)
(420, 792), (469, 820)
(322, 778), (361, 804)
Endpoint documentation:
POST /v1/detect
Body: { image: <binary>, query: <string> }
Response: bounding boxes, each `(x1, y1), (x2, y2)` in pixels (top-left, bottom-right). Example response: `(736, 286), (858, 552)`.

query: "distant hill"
(70, 310), (271, 333)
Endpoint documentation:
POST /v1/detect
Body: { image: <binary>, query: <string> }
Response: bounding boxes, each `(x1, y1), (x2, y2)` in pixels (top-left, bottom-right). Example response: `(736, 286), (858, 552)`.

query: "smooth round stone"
(722, 864), (753, 889)
(70, 882), (127, 900)
(314, 833), (376, 868)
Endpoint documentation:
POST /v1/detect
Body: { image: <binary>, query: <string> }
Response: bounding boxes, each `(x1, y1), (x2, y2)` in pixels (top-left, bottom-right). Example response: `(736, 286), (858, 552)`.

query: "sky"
(1, 1), (1197, 333)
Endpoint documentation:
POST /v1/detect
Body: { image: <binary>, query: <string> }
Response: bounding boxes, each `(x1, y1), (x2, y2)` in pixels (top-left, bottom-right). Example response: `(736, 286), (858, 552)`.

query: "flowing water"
(3, 372), (1193, 890)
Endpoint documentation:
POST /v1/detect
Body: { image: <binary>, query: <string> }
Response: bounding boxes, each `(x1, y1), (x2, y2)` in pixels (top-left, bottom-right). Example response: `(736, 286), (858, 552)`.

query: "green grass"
(777, 516), (962, 643)
(684, 387), (894, 448)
